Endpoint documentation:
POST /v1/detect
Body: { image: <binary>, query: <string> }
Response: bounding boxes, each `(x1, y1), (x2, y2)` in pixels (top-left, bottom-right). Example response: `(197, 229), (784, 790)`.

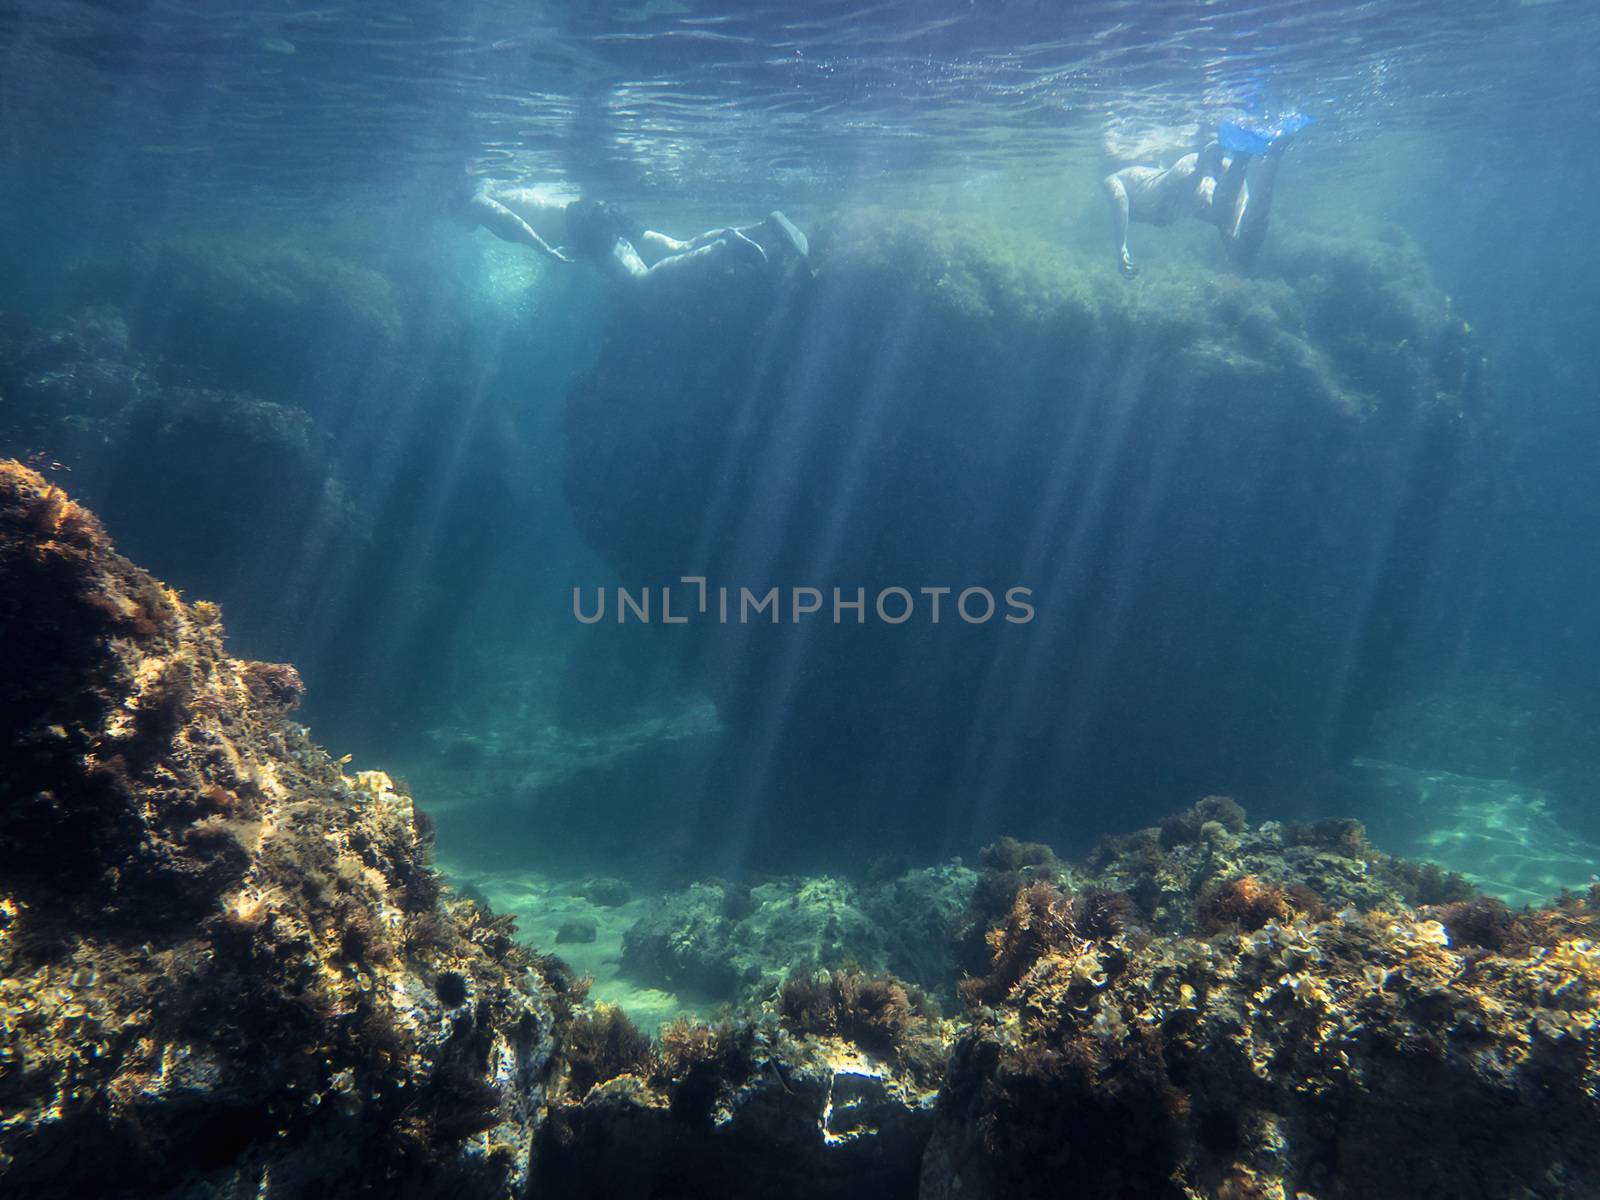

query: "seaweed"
(562, 1003), (654, 1097)
(1428, 895), (1533, 953)
(778, 966), (924, 1060)
(1196, 874), (1321, 934)
(1387, 857), (1477, 906)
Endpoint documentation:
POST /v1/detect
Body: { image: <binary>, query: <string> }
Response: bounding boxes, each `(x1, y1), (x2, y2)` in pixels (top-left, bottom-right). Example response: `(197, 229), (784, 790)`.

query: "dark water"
(3, 0), (1600, 894)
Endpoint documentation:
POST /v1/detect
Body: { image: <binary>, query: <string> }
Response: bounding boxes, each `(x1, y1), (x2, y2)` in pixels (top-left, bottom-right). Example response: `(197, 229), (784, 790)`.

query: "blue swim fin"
(1219, 120), (1272, 155)
(1219, 111), (1312, 155)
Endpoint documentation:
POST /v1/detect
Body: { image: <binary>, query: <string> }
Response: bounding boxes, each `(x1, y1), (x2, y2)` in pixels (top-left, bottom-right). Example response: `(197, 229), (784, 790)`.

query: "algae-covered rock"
(69, 236), (404, 402)
(562, 209), (1496, 859)
(534, 1011), (941, 1200)
(924, 799), (1600, 1200)
(620, 865), (976, 1007)
(552, 794), (1600, 1197)
(926, 892), (1600, 1199)
(0, 306), (364, 649)
(860, 863), (979, 998)
(0, 462), (558, 1197)
(1079, 795), (1474, 934)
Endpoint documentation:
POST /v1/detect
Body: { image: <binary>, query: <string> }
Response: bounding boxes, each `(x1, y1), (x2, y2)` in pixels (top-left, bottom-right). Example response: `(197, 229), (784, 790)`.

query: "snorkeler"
(462, 181), (810, 285)
(1101, 113), (1309, 278)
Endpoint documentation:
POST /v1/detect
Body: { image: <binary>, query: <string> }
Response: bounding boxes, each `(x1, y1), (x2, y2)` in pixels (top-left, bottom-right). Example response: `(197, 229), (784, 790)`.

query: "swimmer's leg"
(603, 237), (651, 283)
(642, 226), (767, 262)
(465, 194), (573, 263)
(1102, 172), (1138, 278)
(607, 235), (761, 286)
(1220, 139), (1288, 268)
(1211, 150), (1253, 235)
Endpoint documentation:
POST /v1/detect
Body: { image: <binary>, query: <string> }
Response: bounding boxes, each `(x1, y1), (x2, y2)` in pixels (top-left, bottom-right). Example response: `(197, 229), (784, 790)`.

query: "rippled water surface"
(4, 0), (1597, 206)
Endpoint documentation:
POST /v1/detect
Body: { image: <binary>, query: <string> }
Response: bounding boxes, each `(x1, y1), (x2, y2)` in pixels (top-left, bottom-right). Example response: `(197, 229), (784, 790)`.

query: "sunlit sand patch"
(1352, 757), (1600, 906)
(437, 863), (715, 1030)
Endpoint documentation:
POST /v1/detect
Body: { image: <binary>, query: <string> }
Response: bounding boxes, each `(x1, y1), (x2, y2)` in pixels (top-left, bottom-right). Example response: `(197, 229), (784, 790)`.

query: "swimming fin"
(1219, 120), (1271, 156)
(1219, 111), (1312, 155)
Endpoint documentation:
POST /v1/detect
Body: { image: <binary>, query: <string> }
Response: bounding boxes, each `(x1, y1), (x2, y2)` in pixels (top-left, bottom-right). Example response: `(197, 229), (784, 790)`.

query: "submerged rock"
(0, 305), (364, 654)
(556, 917), (600, 944)
(923, 799), (1600, 1200)
(620, 864), (977, 1007)
(563, 797), (1600, 1198)
(536, 996), (943, 1200)
(0, 462), (558, 1197)
(68, 236), (404, 403)
(579, 876), (633, 907)
(562, 210), (1497, 860)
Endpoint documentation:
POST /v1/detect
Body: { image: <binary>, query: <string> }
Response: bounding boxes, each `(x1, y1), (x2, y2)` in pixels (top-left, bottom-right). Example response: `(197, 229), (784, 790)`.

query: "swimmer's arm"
(1102, 171), (1138, 278)
(464, 194), (574, 263)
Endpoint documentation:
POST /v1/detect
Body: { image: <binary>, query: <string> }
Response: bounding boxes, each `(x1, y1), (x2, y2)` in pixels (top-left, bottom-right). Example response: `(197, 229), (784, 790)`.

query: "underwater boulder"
(0, 461), (558, 1197)
(535, 1014), (942, 1200)
(924, 889), (1600, 1200)
(561, 210), (1496, 858)
(68, 236), (404, 405)
(0, 307), (365, 660)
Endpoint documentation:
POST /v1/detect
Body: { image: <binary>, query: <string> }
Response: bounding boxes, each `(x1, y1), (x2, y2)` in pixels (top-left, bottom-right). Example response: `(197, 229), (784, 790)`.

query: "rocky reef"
(562, 208), (1498, 860)
(0, 461), (559, 1197)
(921, 803), (1600, 1199)
(6, 465), (1598, 1198)
(545, 796), (1600, 1199)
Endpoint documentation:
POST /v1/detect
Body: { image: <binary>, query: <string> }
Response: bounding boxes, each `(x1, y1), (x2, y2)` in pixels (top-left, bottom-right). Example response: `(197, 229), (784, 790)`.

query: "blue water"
(3, 0), (1600, 887)
(4, 0), (1598, 227)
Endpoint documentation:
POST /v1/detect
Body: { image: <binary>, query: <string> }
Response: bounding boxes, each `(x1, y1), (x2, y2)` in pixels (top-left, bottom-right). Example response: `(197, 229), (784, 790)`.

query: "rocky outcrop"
(924, 799), (1600, 1200)
(0, 461), (560, 1197)
(0, 237), (547, 751)
(536, 1014), (940, 1200)
(543, 796), (1600, 1199)
(66, 237), (404, 404)
(562, 211), (1497, 860)
(0, 303), (362, 654)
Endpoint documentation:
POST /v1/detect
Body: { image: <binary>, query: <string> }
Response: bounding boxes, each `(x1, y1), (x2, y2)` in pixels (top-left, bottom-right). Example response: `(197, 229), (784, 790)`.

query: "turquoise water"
(4, 0), (1600, 1085)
